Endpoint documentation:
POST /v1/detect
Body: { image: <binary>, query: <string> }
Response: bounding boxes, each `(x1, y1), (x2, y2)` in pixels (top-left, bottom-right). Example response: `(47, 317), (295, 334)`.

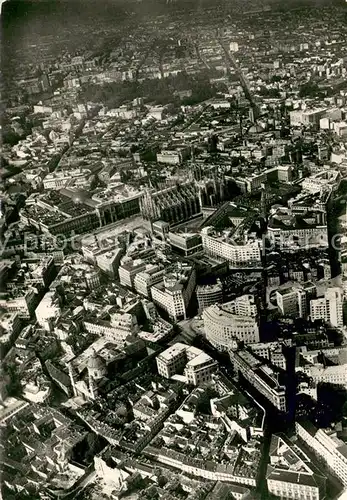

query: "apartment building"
(250, 342), (287, 370)
(296, 421), (347, 487)
(267, 434), (326, 500)
(156, 343), (218, 385)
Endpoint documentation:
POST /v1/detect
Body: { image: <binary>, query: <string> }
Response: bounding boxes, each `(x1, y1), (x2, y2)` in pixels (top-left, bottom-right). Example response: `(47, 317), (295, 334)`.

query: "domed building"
(87, 352), (107, 380)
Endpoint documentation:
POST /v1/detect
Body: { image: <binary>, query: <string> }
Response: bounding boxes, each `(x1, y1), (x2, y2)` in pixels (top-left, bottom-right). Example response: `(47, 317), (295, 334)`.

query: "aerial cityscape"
(1, 0), (347, 498)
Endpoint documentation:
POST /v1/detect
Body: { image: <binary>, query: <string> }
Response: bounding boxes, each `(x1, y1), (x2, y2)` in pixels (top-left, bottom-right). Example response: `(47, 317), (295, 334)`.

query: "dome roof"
(88, 353), (105, 371)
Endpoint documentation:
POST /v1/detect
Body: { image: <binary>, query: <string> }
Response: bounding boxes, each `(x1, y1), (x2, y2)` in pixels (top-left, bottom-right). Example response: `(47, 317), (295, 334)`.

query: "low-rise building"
(289, 108), (328, 127)
(303, 364), (347, 386)
(301, 170), (340, 194)
(0, 288), (39, 319)
(156, 146), (190, 165)
(250, 342), (287, 370)
(84, 312), (139, 343)
(0, 312), (22, 346)
(43, 168), (91, 190)
(268, 208), (328, 250)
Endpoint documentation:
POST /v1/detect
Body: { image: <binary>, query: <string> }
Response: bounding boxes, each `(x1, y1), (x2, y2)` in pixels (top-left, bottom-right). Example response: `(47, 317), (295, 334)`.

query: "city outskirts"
(1, 0), (347, 499)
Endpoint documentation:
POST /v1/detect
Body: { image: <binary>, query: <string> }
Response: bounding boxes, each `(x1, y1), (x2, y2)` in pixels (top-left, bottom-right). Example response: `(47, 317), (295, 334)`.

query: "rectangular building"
(231, 349), (287, 412)
(201, 227), (262, 268)
(296, 421), (347, 487)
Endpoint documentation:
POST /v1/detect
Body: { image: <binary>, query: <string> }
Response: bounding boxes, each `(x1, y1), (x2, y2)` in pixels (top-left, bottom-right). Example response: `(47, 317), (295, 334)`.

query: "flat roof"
(158, 342), (187, 361)
(186, 352), (213, 367)
(277, 287), (295, 296)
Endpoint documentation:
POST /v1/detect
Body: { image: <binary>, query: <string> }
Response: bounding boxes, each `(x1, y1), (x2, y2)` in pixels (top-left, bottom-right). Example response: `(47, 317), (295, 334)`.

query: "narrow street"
(256, 425), (272, 500)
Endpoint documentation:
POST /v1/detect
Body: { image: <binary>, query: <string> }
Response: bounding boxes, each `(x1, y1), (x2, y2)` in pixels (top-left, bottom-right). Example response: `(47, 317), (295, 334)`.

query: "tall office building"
(196, 281), (223, 313)
(276, 282), (317, 319)
(134, 264), (166, 298)
(169, 232), (203, 257)
(310, 287), (343, 328)
(203, 295), (259, 351)
(276, 287), (299, 318)
(201, 227), (262, 268)
(151, 264), (196, 321)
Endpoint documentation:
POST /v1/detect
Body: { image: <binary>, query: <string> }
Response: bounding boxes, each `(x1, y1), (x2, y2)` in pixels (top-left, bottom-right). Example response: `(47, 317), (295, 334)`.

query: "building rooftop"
(186, 352), (214, 368)
(267, 434), (326, 489)
(196, 282), (223, 294)
(277, 287), (296, 296)
(237, 350), (262, 369)
(158, 342), (187, 362)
